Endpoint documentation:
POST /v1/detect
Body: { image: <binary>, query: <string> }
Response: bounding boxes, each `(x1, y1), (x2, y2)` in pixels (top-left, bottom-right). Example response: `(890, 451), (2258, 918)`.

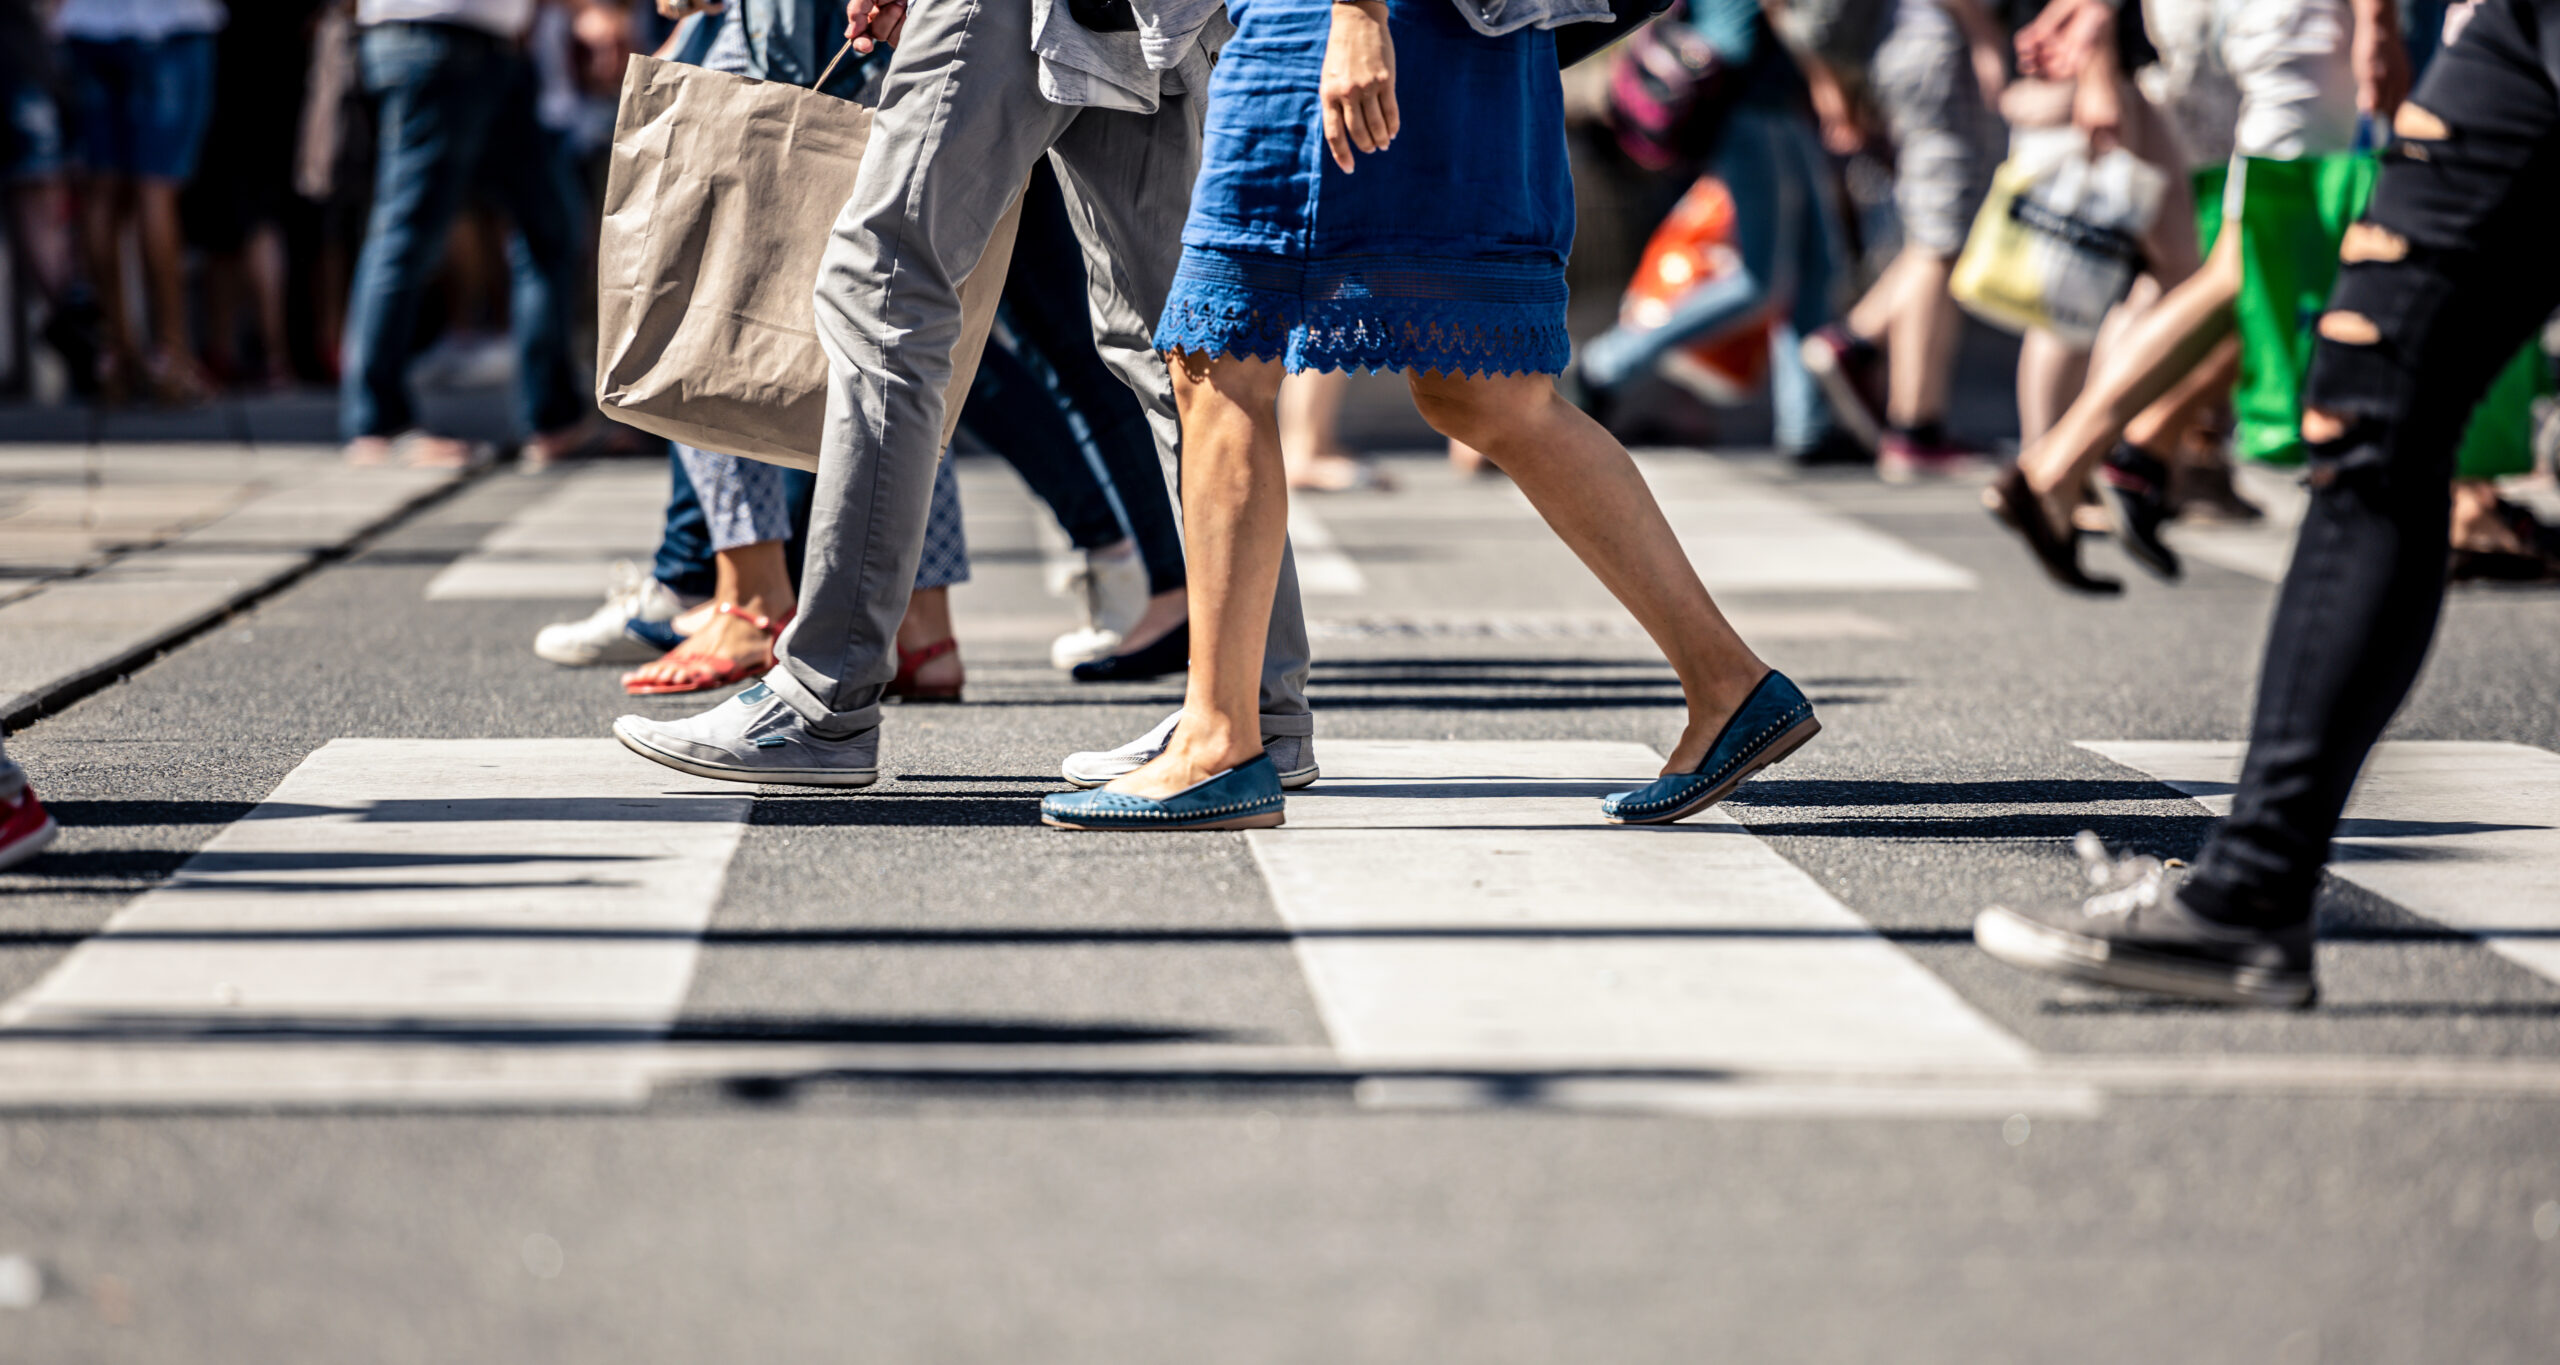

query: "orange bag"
(1617, 176), (1771, 403)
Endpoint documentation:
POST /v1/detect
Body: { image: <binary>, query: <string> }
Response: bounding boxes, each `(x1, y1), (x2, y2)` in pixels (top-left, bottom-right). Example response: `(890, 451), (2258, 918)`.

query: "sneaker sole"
(1062, 762), (1320, 791)
(0, 816), (60, 872)
(1603, 717), (1820, 826)
(613, 725), (878, 788)
(1040, 809), (1285, 832)
(1973, 905), (2315, 1008)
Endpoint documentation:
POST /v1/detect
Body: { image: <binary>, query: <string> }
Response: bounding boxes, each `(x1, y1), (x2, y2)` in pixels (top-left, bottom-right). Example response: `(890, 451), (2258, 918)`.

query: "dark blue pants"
(972, 159), (1187, 593)
(339, 22), (584, 441)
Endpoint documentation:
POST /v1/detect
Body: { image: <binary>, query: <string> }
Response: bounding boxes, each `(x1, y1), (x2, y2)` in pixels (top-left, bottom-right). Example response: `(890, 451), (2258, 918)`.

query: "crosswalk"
(424, 463), (667, 601)
(4, 730), (2556, 1112)
(9, 451), (2556, 1114)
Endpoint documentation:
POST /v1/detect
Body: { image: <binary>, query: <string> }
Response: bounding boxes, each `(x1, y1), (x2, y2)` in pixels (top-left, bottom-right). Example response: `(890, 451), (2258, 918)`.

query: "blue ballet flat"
(1601, 671), (1820, 826)
(1041, 753), (1286, 831)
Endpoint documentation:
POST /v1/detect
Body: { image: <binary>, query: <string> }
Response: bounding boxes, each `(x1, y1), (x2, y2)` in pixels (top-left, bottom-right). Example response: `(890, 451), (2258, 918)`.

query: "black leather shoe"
(1988, 465), (2122, 595)
(2100, 442), (2181, 580)
(1070, 621), (1190, 682)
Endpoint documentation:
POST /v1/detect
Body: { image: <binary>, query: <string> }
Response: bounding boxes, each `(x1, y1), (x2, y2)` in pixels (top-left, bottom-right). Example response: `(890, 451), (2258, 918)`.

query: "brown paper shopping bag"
(594, 54), (1020, 471)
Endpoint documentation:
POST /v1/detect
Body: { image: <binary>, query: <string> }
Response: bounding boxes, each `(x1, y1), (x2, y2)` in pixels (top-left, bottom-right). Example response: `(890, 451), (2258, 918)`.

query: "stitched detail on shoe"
(1044, 792), (1284, 821)
(1609, 701), (1812, 813)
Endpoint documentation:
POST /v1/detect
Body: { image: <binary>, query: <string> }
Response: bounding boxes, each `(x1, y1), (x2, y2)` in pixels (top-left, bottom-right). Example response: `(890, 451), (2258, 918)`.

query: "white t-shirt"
(356, 0), (539, 39)
(53, 0), (226, 41)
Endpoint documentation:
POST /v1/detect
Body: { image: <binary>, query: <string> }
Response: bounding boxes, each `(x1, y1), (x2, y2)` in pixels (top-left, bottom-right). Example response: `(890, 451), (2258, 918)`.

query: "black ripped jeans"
(2183, 0), (2560, 928)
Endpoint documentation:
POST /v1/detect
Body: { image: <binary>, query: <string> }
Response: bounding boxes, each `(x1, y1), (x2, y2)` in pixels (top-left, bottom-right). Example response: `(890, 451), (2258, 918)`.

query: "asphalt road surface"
(4, 444), (2558, 1362)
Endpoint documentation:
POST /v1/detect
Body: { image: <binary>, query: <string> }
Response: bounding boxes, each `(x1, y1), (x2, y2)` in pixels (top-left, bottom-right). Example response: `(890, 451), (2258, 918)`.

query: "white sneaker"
(1060, 711), (1320, 790)
(1049, 546), (1151, 670)
(533, 561), (695, 666)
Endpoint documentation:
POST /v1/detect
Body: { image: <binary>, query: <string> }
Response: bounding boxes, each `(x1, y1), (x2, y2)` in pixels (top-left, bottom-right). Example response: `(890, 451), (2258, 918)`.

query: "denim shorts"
(63, 33), (217, 181)
(1, 78), (64, 182)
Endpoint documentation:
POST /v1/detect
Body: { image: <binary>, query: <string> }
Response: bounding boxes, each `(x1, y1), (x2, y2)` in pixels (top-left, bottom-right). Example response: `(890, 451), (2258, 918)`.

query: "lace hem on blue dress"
(1154, 247), (1573, 377)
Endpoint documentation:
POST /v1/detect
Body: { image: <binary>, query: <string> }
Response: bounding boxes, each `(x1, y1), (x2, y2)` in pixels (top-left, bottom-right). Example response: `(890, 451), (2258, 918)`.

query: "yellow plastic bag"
(1951, 129), (2165, 347)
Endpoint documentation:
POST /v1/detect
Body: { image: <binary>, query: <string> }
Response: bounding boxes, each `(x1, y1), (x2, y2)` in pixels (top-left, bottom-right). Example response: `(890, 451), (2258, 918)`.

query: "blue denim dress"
(1154, 0), (1574, 376)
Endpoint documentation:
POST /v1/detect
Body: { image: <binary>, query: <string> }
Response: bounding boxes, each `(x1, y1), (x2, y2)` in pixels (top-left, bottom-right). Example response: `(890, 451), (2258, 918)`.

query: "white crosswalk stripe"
(0, 740), (749, 1107)
(2084, 740), (2560, 984)
(423, 463), (668, 600)
(1248, 740), (2071, 1115)
(1637, 454), (1979, 593)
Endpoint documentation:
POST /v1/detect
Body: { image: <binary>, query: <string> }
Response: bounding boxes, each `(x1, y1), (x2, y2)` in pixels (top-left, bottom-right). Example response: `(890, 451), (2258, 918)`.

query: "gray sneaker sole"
(1973, 905), (2315, 1008)
(613, 725), (878, 788)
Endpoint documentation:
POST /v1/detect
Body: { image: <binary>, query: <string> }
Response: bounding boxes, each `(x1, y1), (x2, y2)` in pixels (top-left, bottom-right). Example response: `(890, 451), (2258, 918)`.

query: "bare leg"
(622, 540), (796, 687)
(894, 585), (964, 691)
(2125, 332), (2240, 454)
(1277, 369), (1386, 491)
(1885, 248), (1962, 429)
(1110, 353), (1291, 798)
(136, 179), (209, 399)
(1407, 369), (1768, 775)
(247, 224), (293, 386)
(2016, 330), (2090, 447)
(79, 178), (142, 388)
(2017, 228), (2244, 531)
(1844, 249), (1921, 343)
(1115, 587), (1191, 653)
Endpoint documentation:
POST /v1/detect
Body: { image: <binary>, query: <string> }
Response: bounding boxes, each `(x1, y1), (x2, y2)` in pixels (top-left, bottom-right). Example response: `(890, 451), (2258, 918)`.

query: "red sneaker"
(0, 781), (58, 872)
(1877, 431), (1991, 484)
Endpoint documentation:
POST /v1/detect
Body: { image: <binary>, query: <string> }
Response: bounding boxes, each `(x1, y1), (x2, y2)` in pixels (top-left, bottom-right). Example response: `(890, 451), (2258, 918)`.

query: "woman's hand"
(654, 0), (722, 19)
(1321, 0), (1398, 174)
(845, 0), (910, 54)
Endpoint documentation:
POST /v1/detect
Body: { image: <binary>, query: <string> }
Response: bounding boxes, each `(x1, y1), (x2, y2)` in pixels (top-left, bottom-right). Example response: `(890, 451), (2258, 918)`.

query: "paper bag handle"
(816, 38), (857, 91)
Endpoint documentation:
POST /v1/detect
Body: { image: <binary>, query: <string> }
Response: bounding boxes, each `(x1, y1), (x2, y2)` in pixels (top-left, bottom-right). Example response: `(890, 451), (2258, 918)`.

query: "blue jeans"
(1579, 106), (1844, 452)
(339, 22), (584, 442)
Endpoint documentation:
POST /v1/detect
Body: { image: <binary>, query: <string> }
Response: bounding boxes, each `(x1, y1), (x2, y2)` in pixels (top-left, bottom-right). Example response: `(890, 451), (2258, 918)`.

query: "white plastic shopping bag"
(1950, 129), (2167, 347)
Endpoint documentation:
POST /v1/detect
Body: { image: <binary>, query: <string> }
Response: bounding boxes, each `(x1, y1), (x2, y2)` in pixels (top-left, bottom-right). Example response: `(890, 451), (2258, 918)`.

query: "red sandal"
(622, 603), (793, 696)
(886, 636), (963, 703)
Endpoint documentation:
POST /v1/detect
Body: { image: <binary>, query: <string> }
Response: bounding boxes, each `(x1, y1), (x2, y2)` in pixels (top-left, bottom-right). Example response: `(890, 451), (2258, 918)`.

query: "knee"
(1407, 374), (1537, 448)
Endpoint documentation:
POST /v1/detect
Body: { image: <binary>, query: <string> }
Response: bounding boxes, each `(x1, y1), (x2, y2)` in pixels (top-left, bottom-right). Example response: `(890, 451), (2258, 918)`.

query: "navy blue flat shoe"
(1601, 671), (1819, 826)
(1041, 752), (1285, 831)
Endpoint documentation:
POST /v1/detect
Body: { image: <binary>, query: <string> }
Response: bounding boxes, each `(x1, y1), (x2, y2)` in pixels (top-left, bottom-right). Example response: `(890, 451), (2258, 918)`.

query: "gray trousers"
(764, 0), (1313, 738)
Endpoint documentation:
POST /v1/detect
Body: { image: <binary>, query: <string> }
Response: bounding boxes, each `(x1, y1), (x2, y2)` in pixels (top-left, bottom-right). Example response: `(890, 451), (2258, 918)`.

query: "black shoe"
(1786, 428), (1876, 469)
(2100, 443), (2181, 580)
(1070, 621), (1189, 682)
(41, 300), (103, 401)
(1974, 833), (2315, 1008)
(1987, 465), (2122, 595)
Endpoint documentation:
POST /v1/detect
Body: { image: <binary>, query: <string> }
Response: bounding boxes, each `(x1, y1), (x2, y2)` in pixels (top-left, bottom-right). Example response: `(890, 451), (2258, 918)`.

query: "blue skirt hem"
(1154, 246), (1572, 377)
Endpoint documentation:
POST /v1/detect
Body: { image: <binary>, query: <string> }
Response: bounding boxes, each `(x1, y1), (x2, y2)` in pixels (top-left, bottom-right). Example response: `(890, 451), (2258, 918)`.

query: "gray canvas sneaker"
(1060, 710), (1319, 790)
(1974, 832), (2315, 1008)
(613, 680), (879, 787)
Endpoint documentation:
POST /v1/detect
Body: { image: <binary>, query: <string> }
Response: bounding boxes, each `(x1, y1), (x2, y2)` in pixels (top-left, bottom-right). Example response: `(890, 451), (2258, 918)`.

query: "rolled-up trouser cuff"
(762, 661), (883, 738)
(1258, 710), (1314, 739)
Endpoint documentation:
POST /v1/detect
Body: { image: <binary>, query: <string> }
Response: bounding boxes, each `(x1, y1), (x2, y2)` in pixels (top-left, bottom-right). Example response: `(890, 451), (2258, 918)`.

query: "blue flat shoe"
(1601, 671), (1819, 826)
(1041, 753), (1286, 831)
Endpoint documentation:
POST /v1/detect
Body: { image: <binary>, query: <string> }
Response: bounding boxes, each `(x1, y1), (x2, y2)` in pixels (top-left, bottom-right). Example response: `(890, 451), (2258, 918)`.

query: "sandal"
(622, 603), (792, 696)
(886, 636), (964, 703)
